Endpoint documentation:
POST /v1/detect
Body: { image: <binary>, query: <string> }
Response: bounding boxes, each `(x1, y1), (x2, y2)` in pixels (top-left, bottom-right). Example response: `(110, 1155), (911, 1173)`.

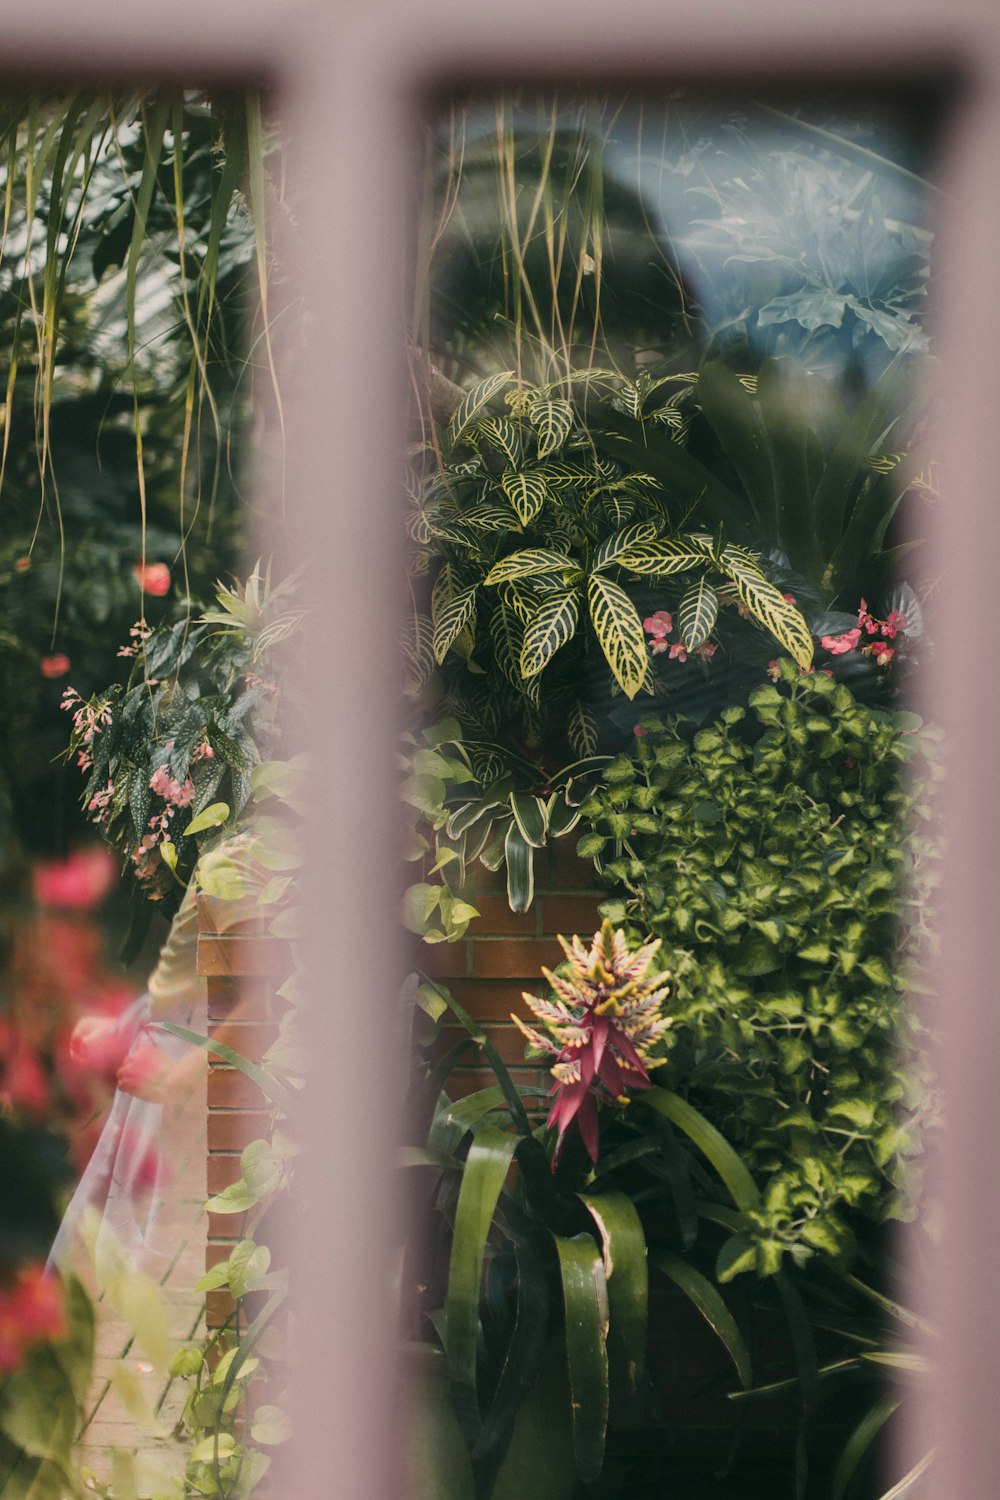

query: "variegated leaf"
(468, 502), (520, 533)
(490, 600), (525, 687)
(728, 571), (814, 669)
(501, 582), (537, 625)
(528, 397), (575, 458)
(538, 461), (595, 490)
(476, 415), (523, 467)
(520, 589), (581, 678)
(484, 549), (578, 586)
(401, 612), (435, 689)
(593, 496), (636, 529)
(719, 542), (767, 579)
(404, 507), (433, 545)
(587, 574), (648, 699)
(615, 538), (708, 576)
(678, 577), (719, 650)
(447, 370), (516, 448)
(593, 521), (659, 573)
(501, 469), (549, 526)
(432, 569), (479, 664)
(567, 700), (599, 757)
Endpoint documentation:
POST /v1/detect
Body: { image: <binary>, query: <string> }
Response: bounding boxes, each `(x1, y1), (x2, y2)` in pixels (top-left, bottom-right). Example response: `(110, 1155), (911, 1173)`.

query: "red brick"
(206, 1022), (277, 1064)
(206, 1243), (231, 1271)
(207, 976), (275, 1022)
(197, 934), (291, 978)
(467, 892), (536, 935)
(207, 1154), (242, 1195)
(446, 1066), (544, 1101)
(208, 1069), (265, 1109)
(541, 895), (603, 936)
(208, 1111), (272, 1152)
(471, 937), (564, 979)
(208, 1213), (242, 1242)
(435, 1023), (530, 1067)
(206, 1289), (237, 1328)
(419, 941), (469, 979)
(442, 980), (544, 1023)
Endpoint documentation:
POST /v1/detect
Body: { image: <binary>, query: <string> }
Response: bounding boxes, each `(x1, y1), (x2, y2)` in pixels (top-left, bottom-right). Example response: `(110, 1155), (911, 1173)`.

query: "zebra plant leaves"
(592, 521), (660, 573)
(432, 569), (479, 664)
(501, 469), (549, 526)
(614, 538), (711, 576)
(587, 574), (648, 699)
(447, 370), (516, 449)
(678, 576), (719, 651)
(528, 396), (574, 458)
(520, 589), (580, 678)
(484, 549), (578, 585)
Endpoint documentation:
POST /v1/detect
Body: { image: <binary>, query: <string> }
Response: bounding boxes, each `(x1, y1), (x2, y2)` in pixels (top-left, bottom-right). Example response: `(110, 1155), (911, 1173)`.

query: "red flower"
(134, 561), (171, 596)
(33, 846), (116, 909)
(14, 556), (30, 572)
(40, 654), (70, 678)
(0, 1265), (66, 1372)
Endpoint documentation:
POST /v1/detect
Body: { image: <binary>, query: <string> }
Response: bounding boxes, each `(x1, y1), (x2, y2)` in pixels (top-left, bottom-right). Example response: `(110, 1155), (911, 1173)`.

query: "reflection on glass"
(403, 90), (941, 1500)
(0, 91), (301, 1499)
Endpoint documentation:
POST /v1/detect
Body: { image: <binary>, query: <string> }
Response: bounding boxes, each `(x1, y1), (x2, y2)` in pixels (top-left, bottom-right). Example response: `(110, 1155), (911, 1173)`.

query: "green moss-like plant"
(576, 659), (939, 1276)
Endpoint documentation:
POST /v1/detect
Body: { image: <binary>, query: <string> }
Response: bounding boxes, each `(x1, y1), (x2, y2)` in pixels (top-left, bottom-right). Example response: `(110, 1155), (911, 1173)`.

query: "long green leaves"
(552, 1231), (609, 1481)
(643, 1088), (761, 1214)
(651, 1252), (752, 1389)
(446, 1125), (520, 1441)
(579, 1192), (648, 1414)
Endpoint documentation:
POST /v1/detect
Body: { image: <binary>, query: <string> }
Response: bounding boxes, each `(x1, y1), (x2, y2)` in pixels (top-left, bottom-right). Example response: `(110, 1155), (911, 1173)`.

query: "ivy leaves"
(579, 672), (935, 1272)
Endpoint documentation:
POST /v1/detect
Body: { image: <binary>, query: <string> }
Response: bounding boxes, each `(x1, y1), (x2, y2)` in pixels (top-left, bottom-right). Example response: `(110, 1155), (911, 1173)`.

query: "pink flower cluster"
(61, 688), (113, 773)
(643, 610), (717, 664)
(0, 1265), (66, 1373)
(149, 765), (195, 807)
(821, 599), (909, 668)
(117, 620), (153, 659)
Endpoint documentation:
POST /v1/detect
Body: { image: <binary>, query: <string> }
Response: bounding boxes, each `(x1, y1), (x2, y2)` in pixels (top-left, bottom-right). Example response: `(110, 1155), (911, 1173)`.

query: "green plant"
(409, 369), (814, 770)
(406, 953), (775, 1500)
(576, 662), (938, 1277)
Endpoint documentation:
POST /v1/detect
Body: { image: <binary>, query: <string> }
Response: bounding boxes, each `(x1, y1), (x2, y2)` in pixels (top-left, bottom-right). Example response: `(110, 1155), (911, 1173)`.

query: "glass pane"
(0, 88), (298, 1497)
(402, 86), (942, 1500)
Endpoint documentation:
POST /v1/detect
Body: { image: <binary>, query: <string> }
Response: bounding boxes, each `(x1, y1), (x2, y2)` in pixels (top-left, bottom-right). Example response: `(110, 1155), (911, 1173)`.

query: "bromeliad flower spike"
(514, 919), (672, 1164)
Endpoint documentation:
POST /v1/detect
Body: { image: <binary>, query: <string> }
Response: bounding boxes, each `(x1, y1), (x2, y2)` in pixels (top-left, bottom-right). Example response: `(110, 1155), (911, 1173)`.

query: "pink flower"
(33, 847), (116, 910)
(873, 643), (895, 666)
(633, 725), (648, 737)
(821, 628), (862, 656)
(0, 1266), (66, 1372)
(650, 639), (669, 655)
(149, 765), (195, 807)
(766, 660), (781, 682)
(668, 642), (687, 662)
(40, 654), (70, 678)
(783, 593), (796, 603)
(882, 610), (908, 639)
(14, 556), (30, 573)
(694, 641), (717, 660)
(642, 610), (673, 641)
(513, 922), (672, 1164)
(134, 562), (171, 596)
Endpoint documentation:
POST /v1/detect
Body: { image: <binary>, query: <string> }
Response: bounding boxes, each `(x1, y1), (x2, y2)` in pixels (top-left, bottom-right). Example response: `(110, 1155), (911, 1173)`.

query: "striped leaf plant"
(410, 372), (814, 771)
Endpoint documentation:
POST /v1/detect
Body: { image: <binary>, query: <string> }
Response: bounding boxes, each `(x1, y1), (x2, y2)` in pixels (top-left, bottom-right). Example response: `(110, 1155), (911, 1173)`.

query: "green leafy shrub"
(577, 660), (939, 1275)
(407, 371), (814, 772)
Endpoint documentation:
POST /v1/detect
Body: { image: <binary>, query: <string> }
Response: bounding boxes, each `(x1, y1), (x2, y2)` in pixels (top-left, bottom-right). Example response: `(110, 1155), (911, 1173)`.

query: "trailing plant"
(576, 661), (939, 1276)
(61, 568), (295, 952)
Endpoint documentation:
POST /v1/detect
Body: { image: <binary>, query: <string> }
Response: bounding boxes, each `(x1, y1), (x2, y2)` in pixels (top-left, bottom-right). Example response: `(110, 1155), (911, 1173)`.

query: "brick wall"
(197, 897), (285, 1330)
(420, 838), (606, 1097)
